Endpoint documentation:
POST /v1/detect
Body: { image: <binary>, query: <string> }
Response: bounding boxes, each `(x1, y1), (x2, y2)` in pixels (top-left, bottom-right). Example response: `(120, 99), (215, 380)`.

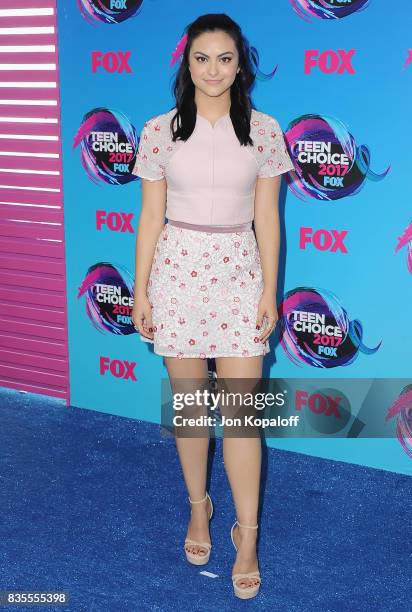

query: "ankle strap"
(236, 520), (258, 529)
(188, 492), (208, 504)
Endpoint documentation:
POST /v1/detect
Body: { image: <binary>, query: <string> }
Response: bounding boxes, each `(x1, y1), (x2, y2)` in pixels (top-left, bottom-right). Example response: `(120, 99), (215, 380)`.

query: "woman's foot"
(184, 494), (213, 559)
(231, 523), (260, 590)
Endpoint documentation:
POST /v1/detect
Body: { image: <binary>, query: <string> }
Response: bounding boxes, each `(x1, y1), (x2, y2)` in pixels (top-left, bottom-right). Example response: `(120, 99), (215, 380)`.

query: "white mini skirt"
(139, 220), (271, 359)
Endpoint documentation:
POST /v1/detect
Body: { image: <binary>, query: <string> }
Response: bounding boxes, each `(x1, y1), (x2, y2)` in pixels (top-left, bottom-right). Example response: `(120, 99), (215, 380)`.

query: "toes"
(185, 544), (207, 556)
(236, 576), (260, 590)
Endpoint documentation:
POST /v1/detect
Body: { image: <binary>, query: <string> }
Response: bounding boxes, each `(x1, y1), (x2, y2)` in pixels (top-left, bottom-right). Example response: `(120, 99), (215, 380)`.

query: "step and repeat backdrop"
(57, 1), (411, 474)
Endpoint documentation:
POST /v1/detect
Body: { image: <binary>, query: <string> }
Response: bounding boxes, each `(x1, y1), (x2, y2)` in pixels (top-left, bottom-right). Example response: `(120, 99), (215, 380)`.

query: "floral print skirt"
(139, 222), (270, 359)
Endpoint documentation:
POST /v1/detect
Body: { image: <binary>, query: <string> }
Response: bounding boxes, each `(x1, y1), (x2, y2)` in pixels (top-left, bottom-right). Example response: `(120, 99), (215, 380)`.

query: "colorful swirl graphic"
(73, 108), (137, 185)
(77, 262), (135, 335)
(395, 221), (412, 275)
(245, 44), (277, 81)
(77, 0), (144, 25)
(284, 114), (390, 202)
(404, 50), (412, 70)
(290, 0), (369, 22)
(386, 386), (412, 458)
(278, 287), (381, 368)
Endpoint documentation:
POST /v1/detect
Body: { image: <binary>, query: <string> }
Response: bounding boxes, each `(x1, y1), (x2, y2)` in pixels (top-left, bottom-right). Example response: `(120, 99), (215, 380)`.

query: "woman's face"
(188, 30), (240, 99)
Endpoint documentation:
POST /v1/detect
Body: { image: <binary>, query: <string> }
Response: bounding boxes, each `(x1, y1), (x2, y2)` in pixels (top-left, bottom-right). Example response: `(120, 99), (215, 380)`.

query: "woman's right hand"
(132, 294), (154, 340)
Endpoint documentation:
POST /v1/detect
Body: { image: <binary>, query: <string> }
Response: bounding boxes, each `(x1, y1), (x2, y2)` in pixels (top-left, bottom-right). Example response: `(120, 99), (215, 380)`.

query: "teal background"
(57, 1), (412, 475)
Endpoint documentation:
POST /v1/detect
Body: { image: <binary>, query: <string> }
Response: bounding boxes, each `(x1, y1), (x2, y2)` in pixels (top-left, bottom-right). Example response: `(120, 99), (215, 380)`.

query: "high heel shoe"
(184, 492), (213, 565)
(230, 520), (261, 599)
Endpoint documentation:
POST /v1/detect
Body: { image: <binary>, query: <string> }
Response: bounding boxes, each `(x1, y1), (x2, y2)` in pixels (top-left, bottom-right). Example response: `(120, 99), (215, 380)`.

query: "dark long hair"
(169, 14), (257, 147)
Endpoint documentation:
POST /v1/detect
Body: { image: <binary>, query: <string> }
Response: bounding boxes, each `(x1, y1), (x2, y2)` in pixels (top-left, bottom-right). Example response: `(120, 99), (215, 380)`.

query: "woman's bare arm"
(252, 174), (283, 342)
(134, 177), (167, 300)
(132, 177), (167, 339)
(253, 174), (282, 295)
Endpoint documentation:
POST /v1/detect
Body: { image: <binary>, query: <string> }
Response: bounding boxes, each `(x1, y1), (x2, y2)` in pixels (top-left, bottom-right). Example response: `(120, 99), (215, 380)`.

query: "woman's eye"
(195, 57), (232, 63)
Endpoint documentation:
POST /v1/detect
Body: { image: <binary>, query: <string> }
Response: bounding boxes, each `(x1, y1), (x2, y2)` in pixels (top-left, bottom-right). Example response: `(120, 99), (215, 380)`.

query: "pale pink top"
(132, 107), (294, 226)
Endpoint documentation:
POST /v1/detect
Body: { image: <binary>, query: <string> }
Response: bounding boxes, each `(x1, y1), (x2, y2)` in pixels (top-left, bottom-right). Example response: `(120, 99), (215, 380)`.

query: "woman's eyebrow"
(193, 51), (234, 57)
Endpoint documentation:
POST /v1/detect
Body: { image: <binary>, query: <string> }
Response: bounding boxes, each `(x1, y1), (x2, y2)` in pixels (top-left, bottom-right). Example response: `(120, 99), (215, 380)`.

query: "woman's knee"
(164, 356), (211, 429)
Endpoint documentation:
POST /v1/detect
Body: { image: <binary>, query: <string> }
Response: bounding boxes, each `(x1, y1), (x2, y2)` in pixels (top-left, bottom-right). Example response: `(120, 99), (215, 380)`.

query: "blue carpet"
(0, 387), (410, 612)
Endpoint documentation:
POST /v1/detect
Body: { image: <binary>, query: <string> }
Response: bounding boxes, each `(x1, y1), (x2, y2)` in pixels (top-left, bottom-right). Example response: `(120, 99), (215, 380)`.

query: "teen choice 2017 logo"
(77, 0), (143, 24)
(73, 108), (137, 185)
(284, 114), (390, 202)
(395, 221), (412, 275)
(290, 0), (369, 22)
(278, 287), (381, 368)
(77, 262), (137, 335)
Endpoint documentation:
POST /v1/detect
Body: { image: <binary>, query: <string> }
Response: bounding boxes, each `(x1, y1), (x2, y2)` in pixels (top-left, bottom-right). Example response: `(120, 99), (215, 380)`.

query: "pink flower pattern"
(139, 224), (270, 359)
(131, 108), (295, 181)
(132, 108), (294, 360)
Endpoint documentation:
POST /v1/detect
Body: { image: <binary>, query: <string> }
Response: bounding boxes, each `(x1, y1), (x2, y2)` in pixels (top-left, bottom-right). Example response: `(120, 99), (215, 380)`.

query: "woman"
(131, 13), (294, 600)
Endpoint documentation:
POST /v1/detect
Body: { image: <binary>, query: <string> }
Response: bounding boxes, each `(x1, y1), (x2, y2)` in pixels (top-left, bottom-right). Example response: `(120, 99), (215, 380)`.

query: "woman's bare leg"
(164, 356), (211, 558)
(215, 355), (263, 587)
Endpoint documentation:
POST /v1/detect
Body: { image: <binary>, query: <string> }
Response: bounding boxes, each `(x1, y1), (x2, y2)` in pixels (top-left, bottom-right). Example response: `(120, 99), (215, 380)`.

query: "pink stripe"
(1, 349), (67, 373)
(0, 34), (57, 46)
(0, 172), (60, 189)
(0, 156), (60, 171)
(1, 286), (65, 308)
(1, 253), (65, 274)
(0, 220), (64, 240)
(0, 269), (65, 291)
(0, 16), (56, 28)
(0, 317), (66, 341)
(0, 89), (58, 101)
(0, 237), (63, 260)
(0, 203), (63, 222)
(0, 139), (60, 154)
(1, 302), (65, 325)
(0, 188), (62, 205)
(0, 104), (59, 119)
(0, 121), (59, 136)
(0, 364), (67, 387)
(167, 219), (252, 233)
(0, 52), (57, 64)
(0, 0), (55, 8)
(0, 70), (57, 83)
(1, 335), (67, 357)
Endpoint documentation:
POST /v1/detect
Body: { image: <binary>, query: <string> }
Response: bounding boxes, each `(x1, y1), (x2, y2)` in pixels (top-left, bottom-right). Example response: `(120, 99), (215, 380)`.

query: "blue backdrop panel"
(57, 0), (412, 475)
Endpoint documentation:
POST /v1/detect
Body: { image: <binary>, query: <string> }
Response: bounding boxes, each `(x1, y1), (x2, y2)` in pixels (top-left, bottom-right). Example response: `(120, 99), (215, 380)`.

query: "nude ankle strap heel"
(184, 492), (213, 565)
(230, 520), (261, 599)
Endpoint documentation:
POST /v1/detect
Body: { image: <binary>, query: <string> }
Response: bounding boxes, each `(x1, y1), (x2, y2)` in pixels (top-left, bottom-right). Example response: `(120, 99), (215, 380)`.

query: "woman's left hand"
(256, 289), (279, 343)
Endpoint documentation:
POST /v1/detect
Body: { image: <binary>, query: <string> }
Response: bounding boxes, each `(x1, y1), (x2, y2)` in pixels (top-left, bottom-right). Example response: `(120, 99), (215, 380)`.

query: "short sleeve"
(131, 117), (165, 181)
(257, 115), (294, 178)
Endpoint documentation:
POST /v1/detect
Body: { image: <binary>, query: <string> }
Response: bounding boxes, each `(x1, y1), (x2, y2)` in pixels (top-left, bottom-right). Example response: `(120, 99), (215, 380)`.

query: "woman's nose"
(207, 64), (219, 76)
